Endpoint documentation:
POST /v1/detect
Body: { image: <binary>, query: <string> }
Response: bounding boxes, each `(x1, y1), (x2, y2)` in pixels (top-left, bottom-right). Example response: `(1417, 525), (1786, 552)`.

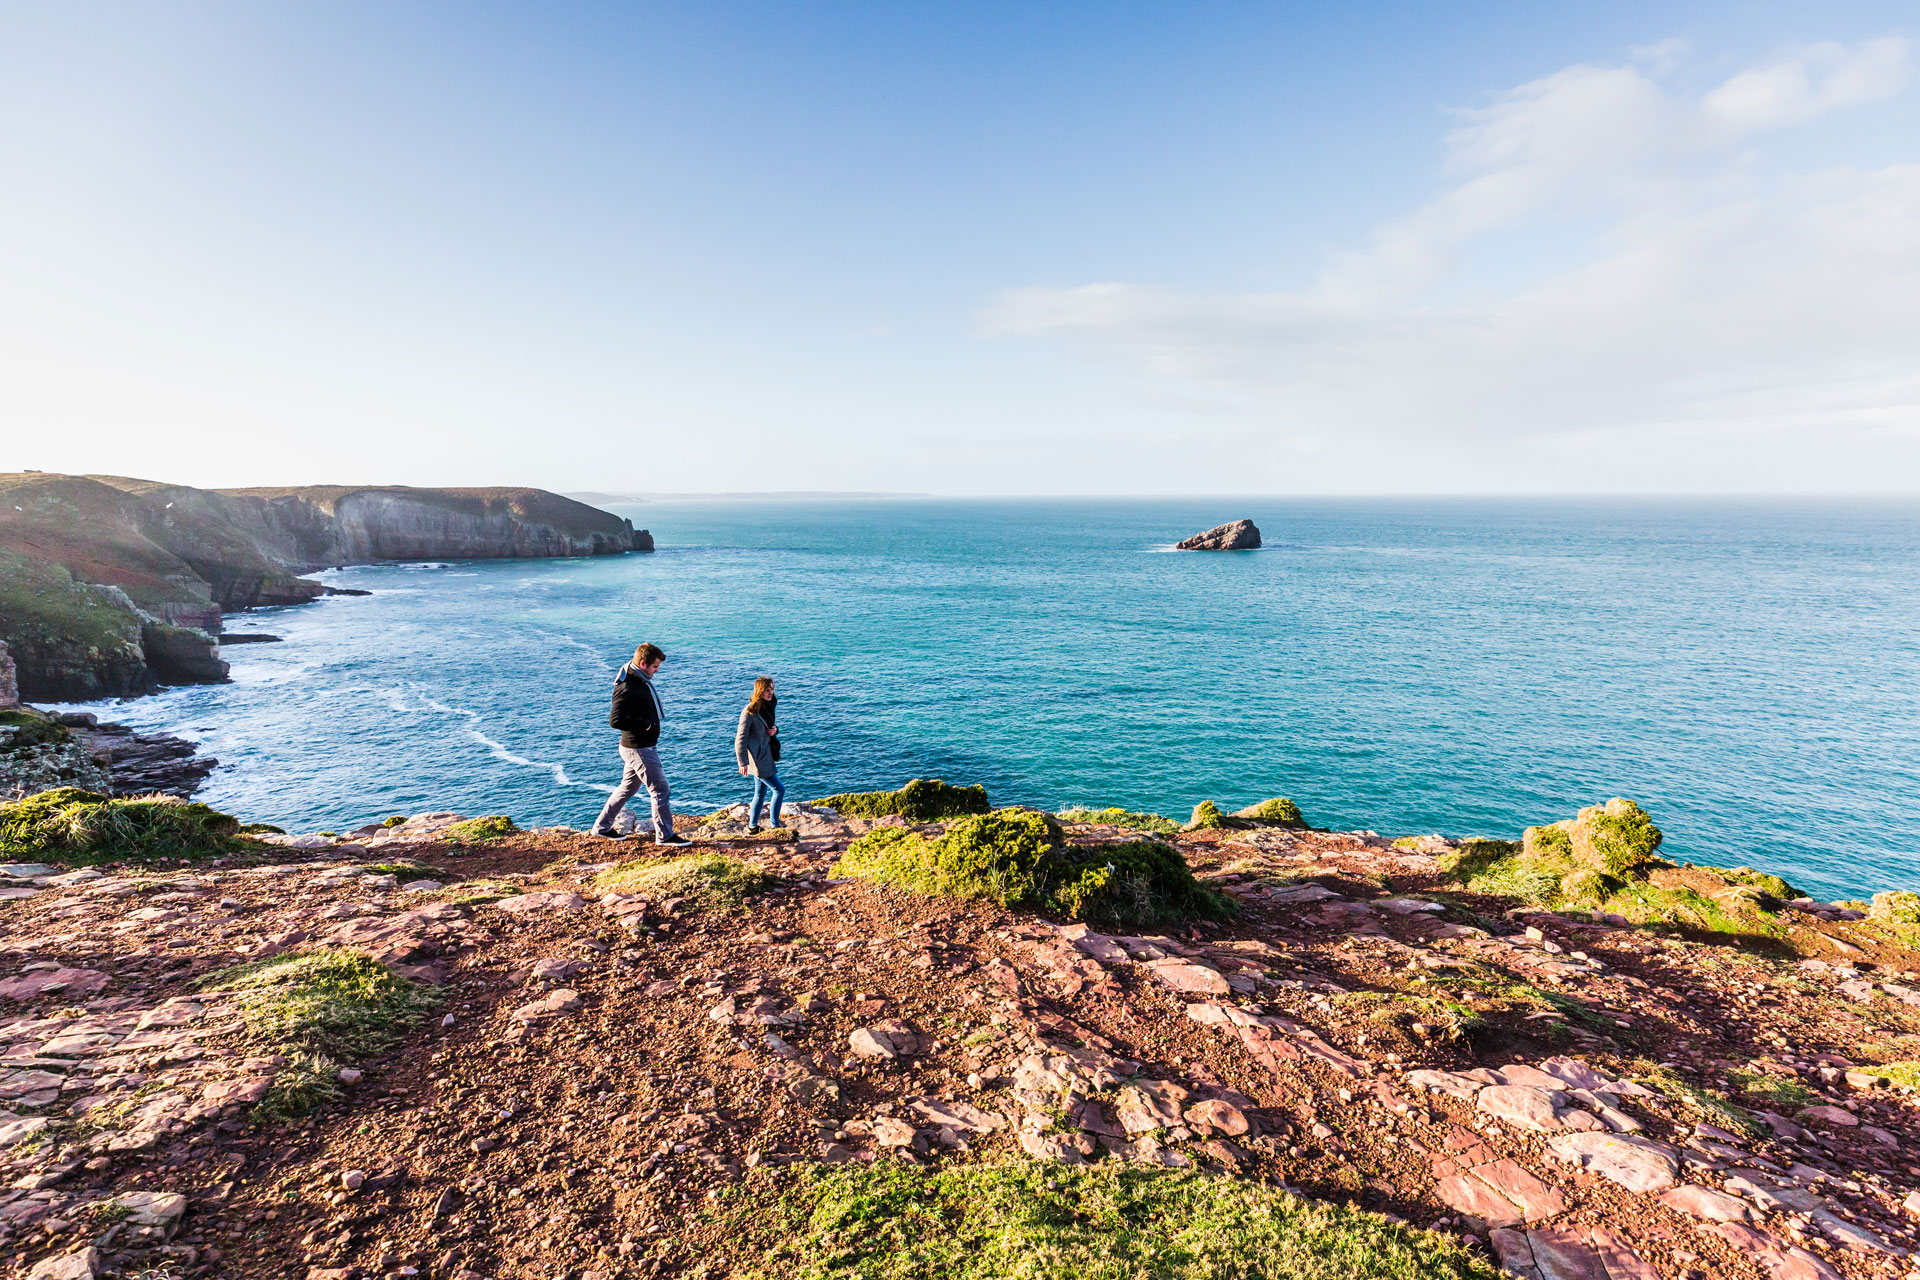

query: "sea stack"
(1176, 519), (1261, 550)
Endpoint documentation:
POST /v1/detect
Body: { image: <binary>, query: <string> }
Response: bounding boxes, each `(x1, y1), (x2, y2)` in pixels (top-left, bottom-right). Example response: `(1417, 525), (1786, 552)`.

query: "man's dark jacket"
(608, 665), (662, 748)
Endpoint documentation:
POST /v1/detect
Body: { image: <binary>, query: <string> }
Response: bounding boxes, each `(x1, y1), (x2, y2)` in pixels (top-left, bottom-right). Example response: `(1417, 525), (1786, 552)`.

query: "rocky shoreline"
(0, 473), (652, 703)
(1, 785), (1917, 1280)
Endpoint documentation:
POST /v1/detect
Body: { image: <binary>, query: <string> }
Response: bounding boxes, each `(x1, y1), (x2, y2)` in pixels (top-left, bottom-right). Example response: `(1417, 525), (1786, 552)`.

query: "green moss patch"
(1569, 798), (1662, 877)
(1704, 866), (1802, 903)
(816, 779), (990, 821)
(441, 815), (518, 844)
(1185, 797), (1309, 832)
(1057, 808), (1181, 836)
(0, 787), (248, 863)
(1185, 800), (1226, 830)
(0, 710), (73, 753)
(730, 1161), (1503, 1280)
(838, 809), (1232, 930)
(594, 853), (774, 907)
(201, 948), (438, 1060)
(1855, 1061), (1920, 1090)
(1234, 797), (1307, 828)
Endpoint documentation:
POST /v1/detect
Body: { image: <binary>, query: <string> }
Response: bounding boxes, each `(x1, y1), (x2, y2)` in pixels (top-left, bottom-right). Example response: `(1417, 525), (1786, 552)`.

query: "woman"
(734, 676), (784, 831)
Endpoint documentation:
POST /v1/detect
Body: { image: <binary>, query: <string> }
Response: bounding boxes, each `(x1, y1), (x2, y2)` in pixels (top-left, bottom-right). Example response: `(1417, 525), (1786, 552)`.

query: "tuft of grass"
(0, 787), (249, 863)
(1569, 798), (1662, 877)
(728, 1161), (1505, 1280)
(382, 815), (407, 827)
(1185, 800), (1226, 830)
(253, 1049), (344, 1124)
(594, 853), (775, 907)
(1727, 1069), (1819, 1110)
(1641, 1066), (1766, 1137)
(1057, 807), (1181, 837)
(815, 779), (990, 822)
(442, 815), (518, 844)
(838, 810), (1232, 929)
(199, 948), (438, 1058)
(359, 861), (444, 879)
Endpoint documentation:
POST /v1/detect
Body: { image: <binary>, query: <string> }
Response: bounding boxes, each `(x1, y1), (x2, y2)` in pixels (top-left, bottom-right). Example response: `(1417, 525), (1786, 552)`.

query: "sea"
(47, 498), (1920, 902)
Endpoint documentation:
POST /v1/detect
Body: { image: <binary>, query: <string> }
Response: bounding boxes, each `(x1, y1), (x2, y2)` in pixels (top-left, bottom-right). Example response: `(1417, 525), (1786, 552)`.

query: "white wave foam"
(463, 727), (612, 794)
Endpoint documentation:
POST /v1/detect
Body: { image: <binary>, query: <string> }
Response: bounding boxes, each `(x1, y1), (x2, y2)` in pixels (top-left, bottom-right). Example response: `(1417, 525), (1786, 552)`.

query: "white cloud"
(986, 37), (1920, 472)
(1704, 37), (1909, 130)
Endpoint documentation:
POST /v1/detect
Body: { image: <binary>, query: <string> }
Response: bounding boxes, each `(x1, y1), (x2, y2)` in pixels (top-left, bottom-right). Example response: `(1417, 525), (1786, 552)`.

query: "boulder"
(1175, 519), (1261, 551)
(848, 1019), (921, 1060)
(27, 1248), (104, 1280)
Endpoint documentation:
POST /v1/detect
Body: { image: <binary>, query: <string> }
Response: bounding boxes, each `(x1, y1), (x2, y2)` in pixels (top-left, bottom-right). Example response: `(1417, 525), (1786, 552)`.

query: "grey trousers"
(593, 744), (673, 838)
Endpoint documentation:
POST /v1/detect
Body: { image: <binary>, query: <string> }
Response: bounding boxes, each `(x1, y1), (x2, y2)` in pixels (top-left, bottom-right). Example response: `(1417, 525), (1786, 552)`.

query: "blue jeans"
(749, 773), (785, 828)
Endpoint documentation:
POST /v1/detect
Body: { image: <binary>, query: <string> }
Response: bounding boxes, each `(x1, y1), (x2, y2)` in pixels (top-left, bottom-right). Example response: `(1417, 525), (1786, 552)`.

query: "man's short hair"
(634, 643), (666, 667)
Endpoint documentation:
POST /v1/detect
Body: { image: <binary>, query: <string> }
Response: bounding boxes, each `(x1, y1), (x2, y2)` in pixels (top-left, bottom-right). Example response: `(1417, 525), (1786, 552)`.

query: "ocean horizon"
(48, 495), (1920, 902)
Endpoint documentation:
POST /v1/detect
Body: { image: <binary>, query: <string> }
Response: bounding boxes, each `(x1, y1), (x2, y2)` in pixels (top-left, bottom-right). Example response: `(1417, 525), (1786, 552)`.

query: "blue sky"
(2, 2), (1916, 493)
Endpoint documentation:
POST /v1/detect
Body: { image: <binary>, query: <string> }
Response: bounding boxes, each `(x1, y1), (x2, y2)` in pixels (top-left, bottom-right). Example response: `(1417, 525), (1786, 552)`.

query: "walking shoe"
(590, 829), (627, 840)
(746, 824), (765, 833)
(654, 833), (692, 848)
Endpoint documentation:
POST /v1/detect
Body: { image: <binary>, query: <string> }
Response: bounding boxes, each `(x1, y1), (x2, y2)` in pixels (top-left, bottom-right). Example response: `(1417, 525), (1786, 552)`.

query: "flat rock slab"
(107, 1190), (186, 1227)
(1658, 1183), (1759, 1223)
(495, 892), (588, 914)
(0, 967), (109, 1001)
(1148, 962), (1229, 996)
(1545, 1131), (1680, 1192)
(1264, 883), (1339, 904)
(905, 1096), (1004, 1133)
(1408, 1068), (1485, 1100)
(0, 864), (59, 879)
(1798, 1105), (1858, 1127)
(1478, 1084), (1565, 1132)
(1493, 1224), (1659, 1280)
(26, 1248), (105, 1280)
(511, 988), (583, 1021)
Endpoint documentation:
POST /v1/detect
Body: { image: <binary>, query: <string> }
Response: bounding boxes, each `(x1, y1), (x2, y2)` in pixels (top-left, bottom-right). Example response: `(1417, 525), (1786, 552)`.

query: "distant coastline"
(0, 471), (652, 704)
(567, 490), (926, 503)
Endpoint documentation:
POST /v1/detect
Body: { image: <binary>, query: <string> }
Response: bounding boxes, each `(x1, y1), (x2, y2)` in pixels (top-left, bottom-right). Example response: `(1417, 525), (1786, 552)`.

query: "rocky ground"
(4, 805), (1920, 1280)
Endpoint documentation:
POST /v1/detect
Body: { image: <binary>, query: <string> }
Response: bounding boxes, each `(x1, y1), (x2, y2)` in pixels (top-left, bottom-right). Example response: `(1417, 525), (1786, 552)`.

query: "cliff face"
(0, 473), (650, 701)
(323, 488), (649, 560)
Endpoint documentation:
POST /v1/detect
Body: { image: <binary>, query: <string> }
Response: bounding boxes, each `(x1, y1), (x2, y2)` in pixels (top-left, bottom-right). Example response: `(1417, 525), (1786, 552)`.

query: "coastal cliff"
(0, 473), (651, 701)
(0, 786), (1916, 1280)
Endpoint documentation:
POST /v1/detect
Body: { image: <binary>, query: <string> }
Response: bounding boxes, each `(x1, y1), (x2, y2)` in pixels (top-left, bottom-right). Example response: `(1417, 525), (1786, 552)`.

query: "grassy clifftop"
(215, 483), (641, 543)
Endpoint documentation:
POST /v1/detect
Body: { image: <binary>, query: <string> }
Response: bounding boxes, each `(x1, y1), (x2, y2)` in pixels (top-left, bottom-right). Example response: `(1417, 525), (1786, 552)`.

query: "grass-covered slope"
(0, 549), (156, 700)
(837, 808), (1233, 929)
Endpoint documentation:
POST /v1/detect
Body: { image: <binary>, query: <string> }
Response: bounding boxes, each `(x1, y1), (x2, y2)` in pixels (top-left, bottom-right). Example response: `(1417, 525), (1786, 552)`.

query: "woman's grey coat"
(735, 706), (776, 778)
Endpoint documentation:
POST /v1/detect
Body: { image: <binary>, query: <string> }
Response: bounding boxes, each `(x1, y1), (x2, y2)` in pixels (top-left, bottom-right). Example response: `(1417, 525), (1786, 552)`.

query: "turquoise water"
(57, 498), (1920, 901)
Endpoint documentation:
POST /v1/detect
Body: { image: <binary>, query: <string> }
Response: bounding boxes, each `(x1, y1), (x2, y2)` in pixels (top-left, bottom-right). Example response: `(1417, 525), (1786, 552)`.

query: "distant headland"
(0, 472), (651, 702)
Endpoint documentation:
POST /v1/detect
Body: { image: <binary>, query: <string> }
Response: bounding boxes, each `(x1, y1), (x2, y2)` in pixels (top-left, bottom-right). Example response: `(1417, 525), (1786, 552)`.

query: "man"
(592, 643), (690, 846)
